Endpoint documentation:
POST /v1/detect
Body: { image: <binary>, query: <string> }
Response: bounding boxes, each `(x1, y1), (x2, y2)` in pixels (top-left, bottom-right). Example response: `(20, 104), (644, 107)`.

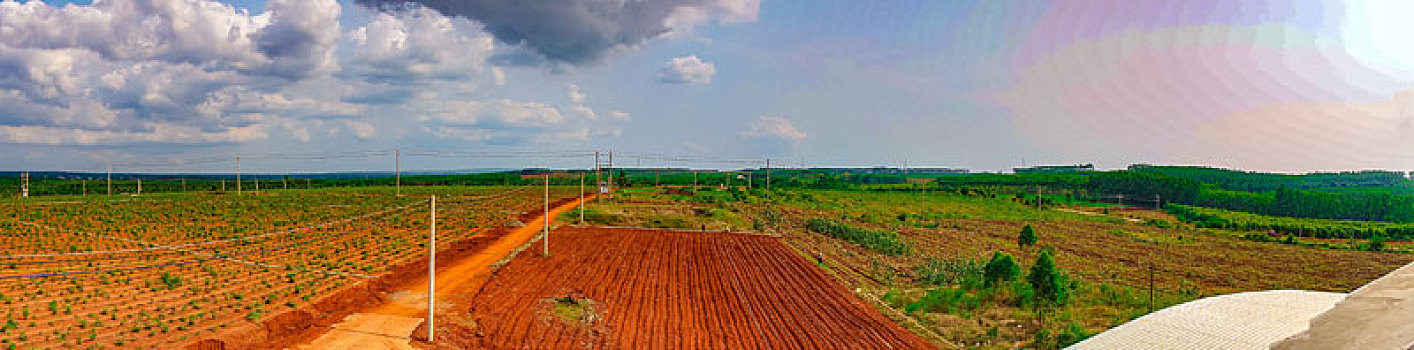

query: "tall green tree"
(1027, 249), (1069, 305)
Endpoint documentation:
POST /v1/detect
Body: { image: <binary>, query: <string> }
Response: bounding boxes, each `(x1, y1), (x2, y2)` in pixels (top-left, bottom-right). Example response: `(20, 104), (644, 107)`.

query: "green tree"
(1018, 224), (1038, 249)
(1027, 249), (1069, 305)
(982, 251), (1020, 287)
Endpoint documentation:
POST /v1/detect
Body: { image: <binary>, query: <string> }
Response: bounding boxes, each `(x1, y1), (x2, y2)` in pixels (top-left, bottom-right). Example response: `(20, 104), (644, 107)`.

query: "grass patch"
(545, 295), (600, 325)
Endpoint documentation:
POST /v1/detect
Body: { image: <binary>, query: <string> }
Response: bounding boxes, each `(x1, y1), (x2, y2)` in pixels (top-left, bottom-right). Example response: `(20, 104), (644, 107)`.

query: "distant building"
(1014, 163), (1095, 174)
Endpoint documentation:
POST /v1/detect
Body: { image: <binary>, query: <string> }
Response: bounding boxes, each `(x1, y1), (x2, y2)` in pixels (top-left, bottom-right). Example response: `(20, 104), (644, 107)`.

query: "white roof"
(1069, 290), (1345, 350)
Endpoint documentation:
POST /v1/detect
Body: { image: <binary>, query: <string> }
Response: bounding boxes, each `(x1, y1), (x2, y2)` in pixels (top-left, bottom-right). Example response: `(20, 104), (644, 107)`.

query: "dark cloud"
(355, 0), (757, 65)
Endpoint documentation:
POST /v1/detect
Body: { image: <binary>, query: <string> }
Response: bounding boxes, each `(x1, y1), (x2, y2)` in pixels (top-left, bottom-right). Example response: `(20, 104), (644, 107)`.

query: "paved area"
(1070, 290), (1345, 350)
(1273, 261), (1414, 350)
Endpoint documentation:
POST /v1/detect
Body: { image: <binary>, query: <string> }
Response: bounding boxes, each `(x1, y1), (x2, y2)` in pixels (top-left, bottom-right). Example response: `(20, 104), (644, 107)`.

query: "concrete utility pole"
(579, 172), (585, 225)
(543, 175), (550, 256)
(137, 178), (142, 196)
(222, 179), (226, 192)
(765, 158), (771, 199)
(107, 164), (113, 196)
(81, 179), (86, 197)
(427, 195), (436, 343)
(395, 149), (401, 196)
(607, 151), (614, 195)
(594, 151), (601, 196)
(19, 172), (28, 198)
(235, 156), (242, 196)
(1036, 185), (1042, 209)
(692, 170), (698, 196)
(181, 178), (186, 192)
(283, 176), (287, 190)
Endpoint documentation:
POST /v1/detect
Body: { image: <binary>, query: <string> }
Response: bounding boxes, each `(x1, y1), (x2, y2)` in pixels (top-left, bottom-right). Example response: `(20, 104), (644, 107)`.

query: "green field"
(581, 186), (1412, 349)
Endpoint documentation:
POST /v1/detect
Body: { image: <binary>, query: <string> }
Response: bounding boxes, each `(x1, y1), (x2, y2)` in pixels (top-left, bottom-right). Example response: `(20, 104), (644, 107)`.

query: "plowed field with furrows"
(464, 227), (935, 349)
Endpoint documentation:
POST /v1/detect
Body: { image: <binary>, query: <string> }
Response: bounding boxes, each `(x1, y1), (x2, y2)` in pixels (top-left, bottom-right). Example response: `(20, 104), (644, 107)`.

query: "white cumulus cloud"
(657, 56), (715, 84)
(741, 116), (806, 142)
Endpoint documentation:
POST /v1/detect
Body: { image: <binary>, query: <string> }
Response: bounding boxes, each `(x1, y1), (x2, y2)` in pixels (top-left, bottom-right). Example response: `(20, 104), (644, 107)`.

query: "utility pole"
(692, 169), (698, 196)
(1154, 194), (1161, 210)
(307, 178), (311, 189)
(283, 176), (287, 190)
(137, 178), (142, 196)
(765, 158), (771, 199)
(594, 151), (601, 196)
(1148, 264), (1155, 313)
(235, 156), (242, 196)
(81, 179), (86, 197)
(607, 151), (614, 195)
(107, 164), (113, 196)
(427, 195), (436, 343)
(1036, 185), (1042, 209)
(222, 179), (226, 192)
(543, 175), (550, 256)
(579, 172), (585, 225)
(19, 172), (28, 198)
(395, 149), (401, 196)
(181, 178), (186, 192)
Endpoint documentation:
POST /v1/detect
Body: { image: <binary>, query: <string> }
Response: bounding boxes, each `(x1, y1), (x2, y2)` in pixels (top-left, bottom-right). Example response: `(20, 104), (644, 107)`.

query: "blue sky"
(3, 0), (1412, 173)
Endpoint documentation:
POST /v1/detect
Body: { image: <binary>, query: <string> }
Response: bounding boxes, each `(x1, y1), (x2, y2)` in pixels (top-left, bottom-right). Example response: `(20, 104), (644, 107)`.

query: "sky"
(2, 0), (1413, 174)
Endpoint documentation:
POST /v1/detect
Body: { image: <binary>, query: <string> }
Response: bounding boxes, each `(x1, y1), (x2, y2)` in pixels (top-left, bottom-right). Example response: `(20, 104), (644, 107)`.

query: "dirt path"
(297, 195), (593, 349)
(1056, 207), (1143, 223)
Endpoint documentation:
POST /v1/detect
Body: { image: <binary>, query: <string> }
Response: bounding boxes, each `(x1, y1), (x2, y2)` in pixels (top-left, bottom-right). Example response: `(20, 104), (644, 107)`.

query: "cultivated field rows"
(0, 186), (580, 349)
(465, 227), (934, 349)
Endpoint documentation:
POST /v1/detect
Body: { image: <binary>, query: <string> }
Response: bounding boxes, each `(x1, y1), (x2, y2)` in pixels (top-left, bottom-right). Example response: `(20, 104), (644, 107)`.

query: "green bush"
(1058, 321), (1093, 347)
(1019, 224), (1038, 248)
(916, 258), (983, 286)
(804, 218), (910, 255)
(1365, 235), (1387, 252)
(983, 252), (1020, 287)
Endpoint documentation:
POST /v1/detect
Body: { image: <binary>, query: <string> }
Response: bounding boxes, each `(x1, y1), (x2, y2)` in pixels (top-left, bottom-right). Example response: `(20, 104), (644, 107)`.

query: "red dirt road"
(293, 195), (594, 349)
(462, 227), (936, 349)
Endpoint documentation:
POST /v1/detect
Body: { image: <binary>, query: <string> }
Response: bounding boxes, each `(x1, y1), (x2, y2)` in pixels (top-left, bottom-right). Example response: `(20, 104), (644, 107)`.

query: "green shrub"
(1365, 235), (1387, 252)
(916, 258), (983, 286)
(804, 218), (910, 255)
(1019, 224), (1038, 248)
(982, 252), (1020, 287)
(1058, 321), (1093, 347)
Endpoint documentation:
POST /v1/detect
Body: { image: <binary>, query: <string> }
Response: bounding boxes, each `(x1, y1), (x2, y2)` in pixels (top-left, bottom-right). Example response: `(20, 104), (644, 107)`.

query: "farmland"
(451, 227), (933, 349)
(0, 186), (579, 349)
(574, 187), (1411, 348)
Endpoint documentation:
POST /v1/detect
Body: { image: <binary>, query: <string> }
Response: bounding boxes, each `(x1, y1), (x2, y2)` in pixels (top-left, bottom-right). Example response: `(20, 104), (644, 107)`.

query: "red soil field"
(459, 227), (935, 349)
